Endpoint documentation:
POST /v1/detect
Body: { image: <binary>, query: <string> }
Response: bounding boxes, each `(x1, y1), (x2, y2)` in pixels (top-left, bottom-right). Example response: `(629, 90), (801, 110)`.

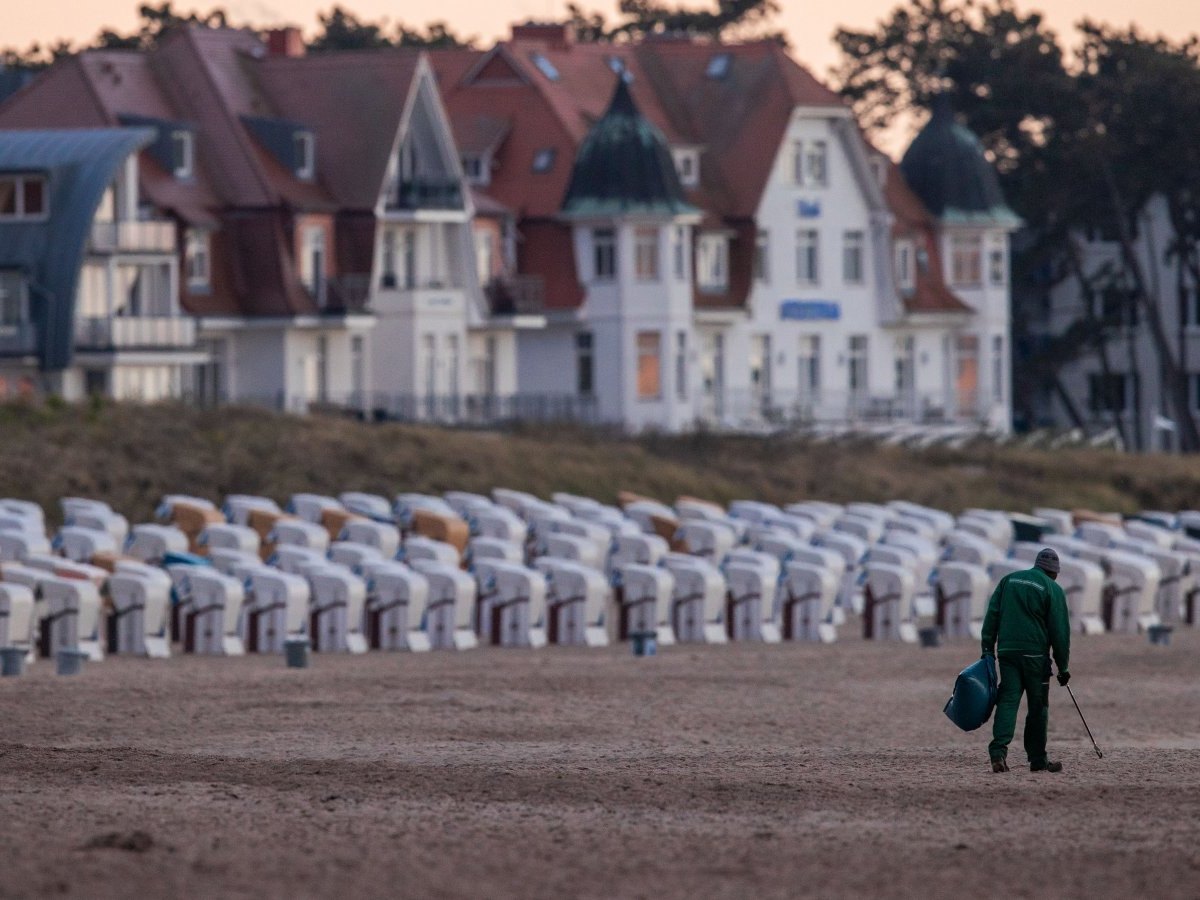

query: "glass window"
(576, 332), (594, 396)
(474, 230), (494, 283)
(351, 335), (364, 398)
(992, 335), (1004, 404)
(795, 229), (819, 285)
(696, 234), (728, 293)
(791, 141), (804, 186)
(593, 228), (616, 281)
(956, 334), (980, 416)
(447, 335), (460, 398)
(798, 335), (820, 396)
(754, 230), (769, 282)
(705, 53), (731, 79)
(843, 230), (864, 284)
(636, 331), (661, 400)
(1088, 372), (1134, 414)
(315, 334), (328, 402)
(301, 226), (326, 305)
(634, 227), (659, 281)
(989, 247), (1006, 286)
(951, 235), (983, 287)
(532, 148), (556, 173)
(751, 335), (772, 406)
(848, 335), (868, 395)
(294, 131), (315, 180)
(185, 230), (210, 290)
(894, 335), (914, 394)
(673, 227), (686, 280)
(402, 229), (416, 289)
(172, 131), (193, 179)
(807, 140), (828, 187)
(673, 149), (699, 187)
(895, 240), (915, 291)
(0, 272), (27, 327)
(423, 334), (436, 398)
(1192, 374), (1200, 414)
(382, 229), (398, 287)
(675, 331), (687, 400)
(461, 155), (484, 183)
(0, 175), (48, 219)
(530, 53), (560, 81)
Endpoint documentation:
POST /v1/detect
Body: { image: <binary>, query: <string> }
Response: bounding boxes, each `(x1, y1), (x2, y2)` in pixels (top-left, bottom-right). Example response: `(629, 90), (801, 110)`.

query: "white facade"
(510, 105), (1013, 434)
(1042, 195), (1200, 451)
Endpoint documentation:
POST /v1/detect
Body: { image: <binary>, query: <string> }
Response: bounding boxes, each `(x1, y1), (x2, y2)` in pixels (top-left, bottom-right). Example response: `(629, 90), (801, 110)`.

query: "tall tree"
(309, 6), (473, 52)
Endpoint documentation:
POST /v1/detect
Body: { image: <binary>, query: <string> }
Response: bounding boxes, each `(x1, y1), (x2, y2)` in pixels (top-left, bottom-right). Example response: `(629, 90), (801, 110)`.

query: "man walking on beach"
(981, 548), (1071, 773)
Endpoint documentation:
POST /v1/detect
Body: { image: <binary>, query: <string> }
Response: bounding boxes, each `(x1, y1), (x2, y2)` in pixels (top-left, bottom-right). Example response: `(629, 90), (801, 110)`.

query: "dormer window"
(672, 148), (700, 188)
(171, 131), (193, 179)
(607, 56), (632, 82)
(530, 53), (560, 82)
(532, 148), (556, 173)
(294, 131), (315, 180)
(0, 174), (47, 220)
(461, 154), (487, 186)
(895, 239), (915, 292)
(706, 53), (731, 79)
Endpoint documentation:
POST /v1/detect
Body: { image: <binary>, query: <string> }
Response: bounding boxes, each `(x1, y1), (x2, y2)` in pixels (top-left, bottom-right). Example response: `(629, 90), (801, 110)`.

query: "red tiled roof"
(884, 162), (973, 315)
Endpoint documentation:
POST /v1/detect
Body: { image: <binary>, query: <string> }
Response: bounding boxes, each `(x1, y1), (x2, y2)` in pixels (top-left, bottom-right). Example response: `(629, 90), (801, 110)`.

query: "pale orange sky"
(6, 0), (1196, 74)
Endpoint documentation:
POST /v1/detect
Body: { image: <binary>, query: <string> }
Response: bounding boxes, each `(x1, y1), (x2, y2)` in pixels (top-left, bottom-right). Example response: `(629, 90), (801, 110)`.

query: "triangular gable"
(463, 46), (529, 86)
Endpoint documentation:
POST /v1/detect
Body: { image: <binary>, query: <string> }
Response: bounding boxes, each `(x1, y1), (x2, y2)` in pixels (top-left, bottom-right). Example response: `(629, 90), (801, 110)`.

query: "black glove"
(1057, 671), (1070, 686)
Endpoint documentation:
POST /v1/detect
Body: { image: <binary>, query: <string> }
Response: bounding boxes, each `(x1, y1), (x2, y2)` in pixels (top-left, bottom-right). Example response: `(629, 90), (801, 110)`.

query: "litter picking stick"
(1065, 683), (1103, 759)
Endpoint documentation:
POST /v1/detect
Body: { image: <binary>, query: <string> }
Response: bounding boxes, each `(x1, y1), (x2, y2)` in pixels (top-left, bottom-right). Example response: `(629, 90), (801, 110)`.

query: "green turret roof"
(900, 98), (1020, 227)
(561, 78), (697, 218)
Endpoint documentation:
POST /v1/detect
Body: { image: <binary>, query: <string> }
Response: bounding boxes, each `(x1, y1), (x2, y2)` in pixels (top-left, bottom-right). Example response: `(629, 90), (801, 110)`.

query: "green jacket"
(980, 566), (1071, 673)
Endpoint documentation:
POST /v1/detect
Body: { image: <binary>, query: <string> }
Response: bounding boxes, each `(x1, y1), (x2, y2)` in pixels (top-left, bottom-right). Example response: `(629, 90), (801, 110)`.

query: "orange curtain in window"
(637, 332), (661, 400)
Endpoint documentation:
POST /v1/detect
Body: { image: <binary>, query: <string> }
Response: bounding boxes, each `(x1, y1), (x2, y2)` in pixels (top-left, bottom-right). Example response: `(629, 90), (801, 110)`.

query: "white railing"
(74, 317), (196, 350)
(697, 389), (986, 430)
(89, 220), (176, 254)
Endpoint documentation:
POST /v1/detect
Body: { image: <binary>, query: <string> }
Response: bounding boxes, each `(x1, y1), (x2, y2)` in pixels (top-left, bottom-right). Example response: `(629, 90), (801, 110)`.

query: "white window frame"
(0, 174), (49, 221)
(634, 226), (659, 281)
(696, 234), (728, 293)
(185, 229), (211, 291)
(843, 230), (864, 285)
(795, 229), (819, 285)
(0, 271), (29, 328)
(673, 148), (700, 188)
(636, 330), (662, 401)
(675, 330), (687, 401)
(798, 334), (820, 396)
(895, 239), (915, 292)
(806, 140), (828, 187)
(301, 225), (327, 305)
(294, 131), (315, 180)
(593, 228), (617, 281)
(951, 234), (983, 287)
(171, 130), (194, 179)
(673, 226), (687, 281)
(754, 229), (770, 283)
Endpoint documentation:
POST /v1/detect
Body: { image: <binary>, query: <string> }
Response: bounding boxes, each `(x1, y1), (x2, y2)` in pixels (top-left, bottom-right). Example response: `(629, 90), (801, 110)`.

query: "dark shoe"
(1030, 760), (1063, 772)
(991, 758), (1010, 773)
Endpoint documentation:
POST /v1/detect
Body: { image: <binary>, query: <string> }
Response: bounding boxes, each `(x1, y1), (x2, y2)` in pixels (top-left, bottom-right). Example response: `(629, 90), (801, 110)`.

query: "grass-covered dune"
(2, 400), (1198, 524)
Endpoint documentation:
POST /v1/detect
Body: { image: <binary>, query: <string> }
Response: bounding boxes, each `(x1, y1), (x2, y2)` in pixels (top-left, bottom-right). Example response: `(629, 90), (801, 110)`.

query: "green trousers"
(988, 653), (1051, 767)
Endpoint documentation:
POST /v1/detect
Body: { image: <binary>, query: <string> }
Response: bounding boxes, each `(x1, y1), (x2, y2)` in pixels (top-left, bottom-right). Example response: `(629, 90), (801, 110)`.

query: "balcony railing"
(389, 179), (463, 211)
(0, 322), (38, 357)
(484, 275), (545, 315)
(321, 275), (372, 314)
(74, 316), (197, 350)
(89, 220), (176, 254)
(697, 389), (989, 430)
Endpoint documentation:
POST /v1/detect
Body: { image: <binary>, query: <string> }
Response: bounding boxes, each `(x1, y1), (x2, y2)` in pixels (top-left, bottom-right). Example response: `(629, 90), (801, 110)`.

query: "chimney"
(265, 27), (305, 58)
(510, 21), (574, 50)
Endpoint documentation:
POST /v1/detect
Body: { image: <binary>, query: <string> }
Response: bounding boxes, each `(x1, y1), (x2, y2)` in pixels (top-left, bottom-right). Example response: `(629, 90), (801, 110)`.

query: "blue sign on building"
(777, 301), (844, 321)
(780, 300), (840, 321)
(797, 199), (821, 218)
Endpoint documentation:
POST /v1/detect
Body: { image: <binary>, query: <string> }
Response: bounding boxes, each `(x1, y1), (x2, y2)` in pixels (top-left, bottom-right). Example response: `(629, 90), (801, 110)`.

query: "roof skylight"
(706, 53), (731, 79)
(530, 53), (560, 82)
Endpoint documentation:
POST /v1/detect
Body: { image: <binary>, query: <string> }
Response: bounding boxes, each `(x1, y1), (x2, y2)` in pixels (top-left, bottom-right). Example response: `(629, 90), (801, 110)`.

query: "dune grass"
(1, 399), (1198, 524)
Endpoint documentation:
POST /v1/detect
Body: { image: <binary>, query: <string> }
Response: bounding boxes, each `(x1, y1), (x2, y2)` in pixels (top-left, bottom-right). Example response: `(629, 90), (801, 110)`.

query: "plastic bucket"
(56, 648), (89, 676)
(1148, 625), (1173, 646)
(1, 647), (27, 677)
(918, 626), (942, 648)
(631, 631), (657, 657)
(284, 637), (310, 669)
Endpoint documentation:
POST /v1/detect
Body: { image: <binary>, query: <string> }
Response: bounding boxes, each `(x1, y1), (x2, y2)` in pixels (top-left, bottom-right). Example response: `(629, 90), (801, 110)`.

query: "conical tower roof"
(899, 97), (1020, 227)
(561, 77), (696, 218)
